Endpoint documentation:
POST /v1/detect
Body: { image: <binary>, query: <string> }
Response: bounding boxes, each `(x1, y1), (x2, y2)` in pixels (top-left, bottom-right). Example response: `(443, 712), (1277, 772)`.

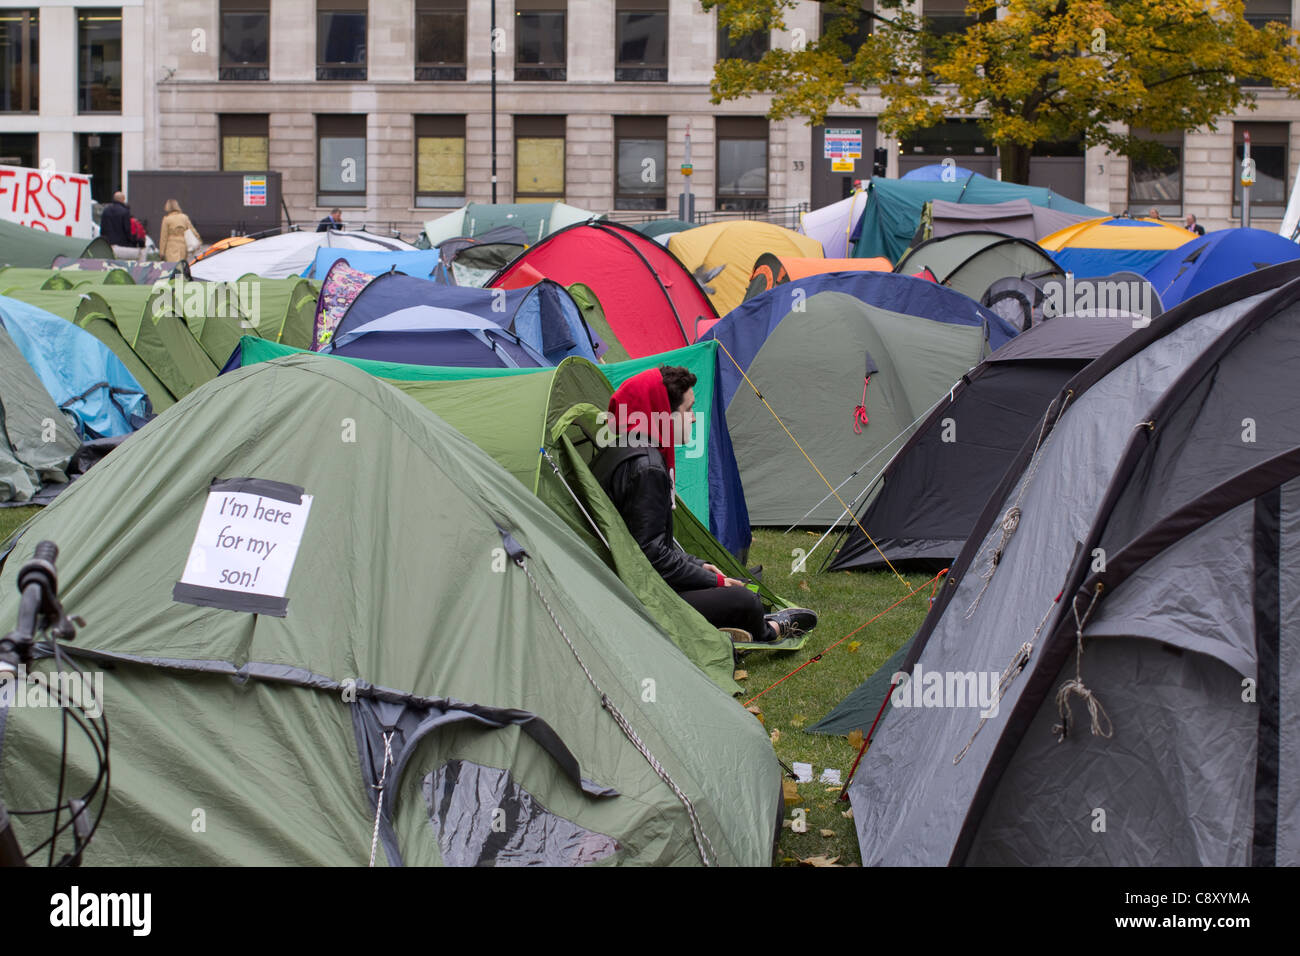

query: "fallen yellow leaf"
(842, 809), (855, 820)
(734, 669), (748, 680)
(846, 729), (864, 750)
(798, 854), (842, 867)
(790, 715), (806, 728)
(782, 779), (800, 802)
(847, 641), (861, 653)
(769, 728), (782, 745)
(819, 829), (835, 837)
(798, 580), (811, 592)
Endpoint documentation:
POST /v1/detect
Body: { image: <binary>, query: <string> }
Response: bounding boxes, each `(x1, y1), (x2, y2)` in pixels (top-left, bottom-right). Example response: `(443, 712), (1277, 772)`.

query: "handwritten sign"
(173, 478), (313, 617)
(0, 165), (94, 238)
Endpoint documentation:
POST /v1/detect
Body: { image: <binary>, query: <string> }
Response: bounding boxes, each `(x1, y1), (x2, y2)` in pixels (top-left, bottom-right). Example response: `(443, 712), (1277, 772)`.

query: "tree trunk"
(999, 143), (1032, 184)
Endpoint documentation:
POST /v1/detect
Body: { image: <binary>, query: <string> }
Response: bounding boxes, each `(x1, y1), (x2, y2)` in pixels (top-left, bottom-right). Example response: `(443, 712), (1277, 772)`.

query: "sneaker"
(763, 607), (818, 640)
(719, 627), (753, 643)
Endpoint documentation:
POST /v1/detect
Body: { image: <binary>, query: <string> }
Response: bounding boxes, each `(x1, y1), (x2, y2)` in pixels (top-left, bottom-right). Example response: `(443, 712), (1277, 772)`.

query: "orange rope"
(744, 568), (948, 708)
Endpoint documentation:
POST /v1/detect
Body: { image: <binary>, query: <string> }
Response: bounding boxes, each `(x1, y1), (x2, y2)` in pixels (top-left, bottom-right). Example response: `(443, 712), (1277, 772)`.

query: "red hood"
(608, 368), (676, 478)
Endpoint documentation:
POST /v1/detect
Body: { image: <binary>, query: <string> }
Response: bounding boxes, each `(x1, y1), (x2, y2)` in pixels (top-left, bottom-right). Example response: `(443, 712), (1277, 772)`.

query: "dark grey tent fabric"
(849, 259), (1300, 866)
(827, 317), (1134, 574)
(925, 199), (1095, 244)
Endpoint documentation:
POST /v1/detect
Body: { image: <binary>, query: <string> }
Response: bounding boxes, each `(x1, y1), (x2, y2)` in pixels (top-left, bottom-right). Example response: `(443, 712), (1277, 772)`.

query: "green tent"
(4, 289), (177, 412)
(569, 282), (629, 364)
(852, 175), (1105, 263)
(725, 291), (989, 526)
(0, 354), (781, 865)
(0, 219), (113, 267)
(81, 285), (220, 400)
(0, 266), (135, 292)
(166, 275), (318, 367)
(234, 337), (792, 641)
(894, 232), (1062, 302)
(0, 322), (81, 503)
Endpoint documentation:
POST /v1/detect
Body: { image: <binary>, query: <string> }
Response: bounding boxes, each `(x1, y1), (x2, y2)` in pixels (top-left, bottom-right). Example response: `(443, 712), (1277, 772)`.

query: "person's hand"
(702, 563), (722, 576)
(721, 577), (747, 588)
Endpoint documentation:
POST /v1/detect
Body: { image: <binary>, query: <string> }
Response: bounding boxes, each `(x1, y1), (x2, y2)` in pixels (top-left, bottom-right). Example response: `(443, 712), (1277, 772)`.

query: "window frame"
(415, 114), (467, 208)
(0, 9), (39, 113)
(515, 1), (567, 82)
(615, 1), (668, 83)
(1234, 122), (1289, 217)
(220, 114), (270, 172)
(415, 0), (467, 81)
(716, 116), (769, 212)
(514, 115), (566, 201)
(316, 114), (368, 207)
(219, 0), (270, 82)
(317, 0), (368, 82)
(77, 7), (122, 115)
(614, 115), (668, 211)
(1127, 130), (1184, 219)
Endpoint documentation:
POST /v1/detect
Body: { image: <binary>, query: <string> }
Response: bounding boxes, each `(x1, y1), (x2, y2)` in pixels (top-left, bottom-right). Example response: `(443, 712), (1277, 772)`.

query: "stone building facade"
(1, 0), (1298, 240)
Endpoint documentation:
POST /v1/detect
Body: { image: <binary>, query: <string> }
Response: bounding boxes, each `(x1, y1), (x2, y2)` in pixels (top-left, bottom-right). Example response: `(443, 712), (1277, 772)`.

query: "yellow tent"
(669, 221), (823, 315)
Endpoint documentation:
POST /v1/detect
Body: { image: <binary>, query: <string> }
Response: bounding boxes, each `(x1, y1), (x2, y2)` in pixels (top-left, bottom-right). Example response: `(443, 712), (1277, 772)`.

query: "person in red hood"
(593, 366), (817, 643)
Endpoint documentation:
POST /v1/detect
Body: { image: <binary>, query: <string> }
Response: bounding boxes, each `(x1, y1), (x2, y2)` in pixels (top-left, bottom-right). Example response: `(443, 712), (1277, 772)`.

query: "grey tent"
(895, 232), (1063, 305)
(849, 259), (1300, 865)
(812, 317), (1137, 736)
(0, 322), (81, 504)
(983, 270), (1165, 332)
(920, 198), (1095, 245)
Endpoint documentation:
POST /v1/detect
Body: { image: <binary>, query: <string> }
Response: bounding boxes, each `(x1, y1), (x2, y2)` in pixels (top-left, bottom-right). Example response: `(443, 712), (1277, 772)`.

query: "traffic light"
(872, 146), (888, 178)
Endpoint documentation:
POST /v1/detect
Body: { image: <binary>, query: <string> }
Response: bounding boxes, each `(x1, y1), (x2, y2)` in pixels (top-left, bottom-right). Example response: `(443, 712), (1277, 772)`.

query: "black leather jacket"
(593, 444), (717, 593)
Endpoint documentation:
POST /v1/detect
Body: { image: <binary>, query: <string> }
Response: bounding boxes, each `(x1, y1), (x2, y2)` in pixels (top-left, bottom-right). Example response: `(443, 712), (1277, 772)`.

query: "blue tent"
(334, 272), (599, 364)
(325, 305), (550, 368)
(852, 174), (1106, 262)
(701, 271), (1017, 411)
(0, 294), (149, 439)
(901, 163), (979, 182)
(1143, 228), (1300, 307)
(305, 248), (442, 279)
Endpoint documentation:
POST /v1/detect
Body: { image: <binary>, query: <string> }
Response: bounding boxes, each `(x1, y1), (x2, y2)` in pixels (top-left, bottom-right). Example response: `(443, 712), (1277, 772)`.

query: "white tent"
(798, 192), (869, 259)
(190, 230), (416, 281)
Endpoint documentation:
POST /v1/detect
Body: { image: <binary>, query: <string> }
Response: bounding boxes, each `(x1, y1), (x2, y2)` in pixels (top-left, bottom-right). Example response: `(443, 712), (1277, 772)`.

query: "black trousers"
(678, 586), (767, 639)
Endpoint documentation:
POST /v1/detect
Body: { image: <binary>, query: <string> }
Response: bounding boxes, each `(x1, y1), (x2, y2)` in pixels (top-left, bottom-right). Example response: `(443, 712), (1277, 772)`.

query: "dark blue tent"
(1143, 228), (1300, 307)
(326, 305), (550, 368)
(701, 270), (1017, 410)
(333, 272), (599, 365)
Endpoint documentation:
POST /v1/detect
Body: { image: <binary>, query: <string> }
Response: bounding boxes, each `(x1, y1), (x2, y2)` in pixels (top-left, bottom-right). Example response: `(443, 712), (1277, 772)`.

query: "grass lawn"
(0, 506), (39, 547)
(744, 527), (937, 866)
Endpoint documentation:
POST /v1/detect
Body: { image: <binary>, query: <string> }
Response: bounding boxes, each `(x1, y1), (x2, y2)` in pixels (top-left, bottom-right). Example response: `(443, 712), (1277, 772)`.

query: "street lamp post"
(491, 1), (498, 204)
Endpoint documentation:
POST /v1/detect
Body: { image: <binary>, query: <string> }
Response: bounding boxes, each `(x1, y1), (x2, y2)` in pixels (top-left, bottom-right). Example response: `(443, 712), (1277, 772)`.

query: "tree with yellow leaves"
(708, 0), (1300, 183)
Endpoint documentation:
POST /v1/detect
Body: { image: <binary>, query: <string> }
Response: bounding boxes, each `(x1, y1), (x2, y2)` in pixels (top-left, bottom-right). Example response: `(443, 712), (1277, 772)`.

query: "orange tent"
(744, 254), (892, 301)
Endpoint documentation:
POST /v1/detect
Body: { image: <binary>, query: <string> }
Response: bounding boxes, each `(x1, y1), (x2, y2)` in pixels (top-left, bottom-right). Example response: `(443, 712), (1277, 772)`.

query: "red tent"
(491, 221), (715, 358)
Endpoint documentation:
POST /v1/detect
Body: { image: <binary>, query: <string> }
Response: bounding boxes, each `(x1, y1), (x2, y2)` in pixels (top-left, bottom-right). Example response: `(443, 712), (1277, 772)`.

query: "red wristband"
(716, 572), (726, 588)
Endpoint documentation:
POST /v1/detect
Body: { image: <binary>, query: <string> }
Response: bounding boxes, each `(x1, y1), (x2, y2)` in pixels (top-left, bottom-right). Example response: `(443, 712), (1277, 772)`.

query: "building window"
(0, 132), (37, 168)
(79, 132), (121, 203)
(717, 117), (768, 211)
(515, 1), (565, 82)
(0, 10), (38, 113)
(615, 116), (666, 210)
(416, 0), (466, 81)
(221, 115), (269, 171)
(902, 118), (994, 156)
(515, 116), (565, 201)
(820, 0), (872, 64)
(415, 115), (466, 208)
(220, 0), (269, 81)
(318, 1), (367, 81)
(1241, 0), (1291, 87)
(922, 0), (991, 77)
(1128, 130), (1183, 219)
(78, 8), (121, 114)
(1235, 122), (1288, 218)
(616, 1), (667, 82)
(318, 115), (367, 207)
(718, 18), (768, 63)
